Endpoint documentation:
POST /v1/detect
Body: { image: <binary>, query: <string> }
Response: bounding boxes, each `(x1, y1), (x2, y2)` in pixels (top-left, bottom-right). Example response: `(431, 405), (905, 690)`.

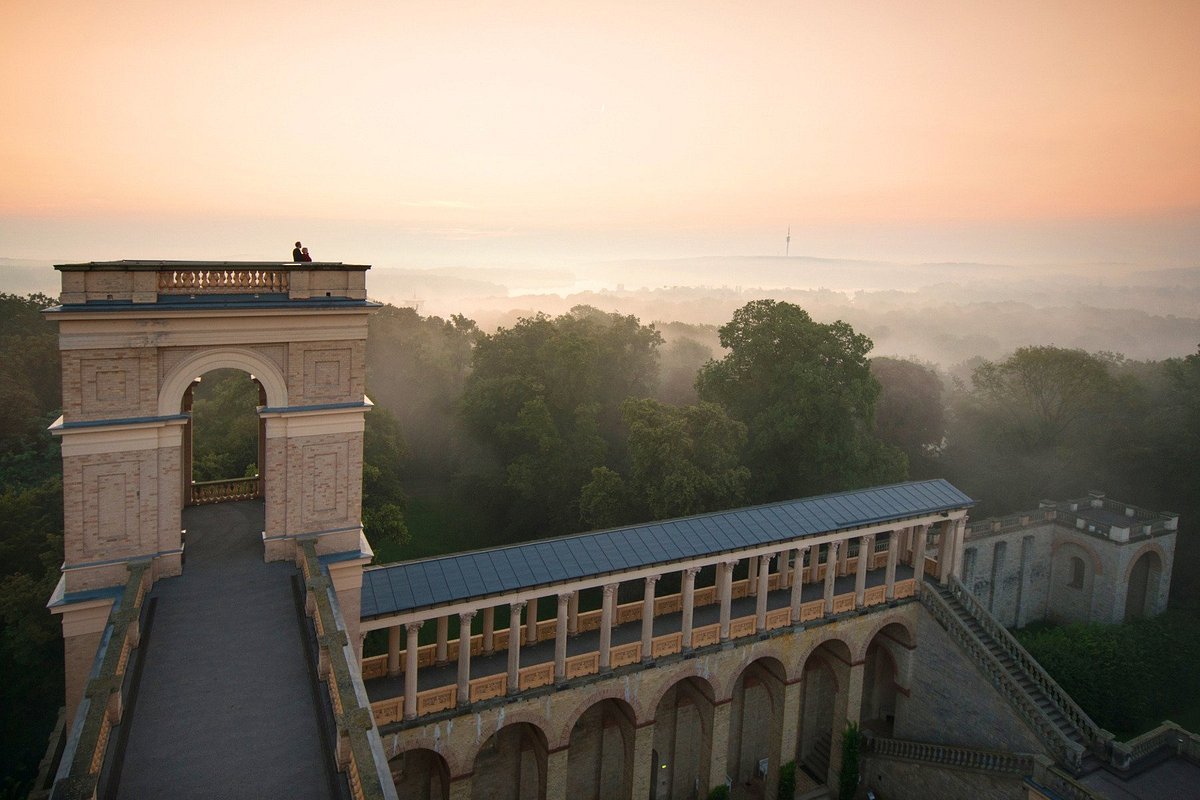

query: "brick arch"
(851, 612), (917, 663)
(799, 648), (841, 694)
(642, 667), (718, 720)
(1123, 541), (1167, 584)
(555, 686), (642, 745)
(472, 711), (555, 759)
(1051, 539), (1105, 576)
(389, 737), (466, 779)
(158, 347), (288, 415)
(728, 655), (788, 706)
(796, 629), (855, 672)
(387, 745), (454, 789)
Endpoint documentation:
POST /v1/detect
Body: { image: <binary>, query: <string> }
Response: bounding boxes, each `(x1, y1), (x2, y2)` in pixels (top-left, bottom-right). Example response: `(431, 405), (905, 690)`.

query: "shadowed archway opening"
(798, 640), (852, 786)
(472, 722), (548, 800)
(727, 656), (786, 796)
(567, 698), (637, 800)
(390, 747), (450, 800)
(1125, 550), (1163, 621)
(183, 368), (264, 506)
(651, 676), (716, 800)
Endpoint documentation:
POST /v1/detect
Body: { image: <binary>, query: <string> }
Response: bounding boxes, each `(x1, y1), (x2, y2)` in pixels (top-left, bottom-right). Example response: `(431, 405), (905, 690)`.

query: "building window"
(1069, 556), (1085, 589)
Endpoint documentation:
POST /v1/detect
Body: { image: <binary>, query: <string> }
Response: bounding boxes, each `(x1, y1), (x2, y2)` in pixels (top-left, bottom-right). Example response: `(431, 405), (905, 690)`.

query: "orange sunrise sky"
(1, 1), (1198, 266)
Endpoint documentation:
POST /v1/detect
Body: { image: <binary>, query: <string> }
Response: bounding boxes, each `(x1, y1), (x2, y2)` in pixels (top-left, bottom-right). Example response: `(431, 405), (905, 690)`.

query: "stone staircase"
(919, 576), (1109, 775)
(802, 730), (833, 785)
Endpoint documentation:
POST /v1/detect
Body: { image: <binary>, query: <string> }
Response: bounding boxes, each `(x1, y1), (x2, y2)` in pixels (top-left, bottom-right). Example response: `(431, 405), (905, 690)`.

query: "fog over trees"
(3, 255), (1200, 787)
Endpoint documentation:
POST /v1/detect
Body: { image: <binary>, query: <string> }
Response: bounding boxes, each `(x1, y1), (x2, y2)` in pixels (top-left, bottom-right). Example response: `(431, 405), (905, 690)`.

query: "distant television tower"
(786, 226), (791, 257)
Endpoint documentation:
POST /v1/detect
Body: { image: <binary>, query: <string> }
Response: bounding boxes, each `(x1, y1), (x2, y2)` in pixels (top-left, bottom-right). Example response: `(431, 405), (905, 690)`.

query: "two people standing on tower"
(291, 241), (312, 262)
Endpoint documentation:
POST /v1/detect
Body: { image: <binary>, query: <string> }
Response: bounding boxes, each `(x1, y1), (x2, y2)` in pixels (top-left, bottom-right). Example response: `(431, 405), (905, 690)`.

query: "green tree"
(871, 357), (947, 477)
(461, 306), (662, 535)
(580, 399), (749, 528)
(190, 369), (260, 481)
(697, 300), (905, 502)
(362, 406), (411, 548)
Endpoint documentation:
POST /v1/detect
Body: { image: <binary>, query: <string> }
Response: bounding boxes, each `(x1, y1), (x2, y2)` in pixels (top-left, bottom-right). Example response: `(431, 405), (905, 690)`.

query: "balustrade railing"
(49, 561), (151, 800)
(298, 541), (397, 800)
(945, 576), (1106, 752)
(918, 580), (1087, 772)
(189, 475), (261, 506)
(862, 733), (1035, 775)
(158, 267), (289, 294)
(1109, 721), (1200, 771)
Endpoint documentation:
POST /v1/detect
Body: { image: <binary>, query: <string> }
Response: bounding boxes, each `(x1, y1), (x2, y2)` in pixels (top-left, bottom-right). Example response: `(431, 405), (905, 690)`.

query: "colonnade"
(364, 518), (967, 724)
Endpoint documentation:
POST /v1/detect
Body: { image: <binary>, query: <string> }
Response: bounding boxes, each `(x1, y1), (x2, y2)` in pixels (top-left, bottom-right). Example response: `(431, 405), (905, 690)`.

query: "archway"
(651, 676), (716, 800)
(726, 657), (786, 795)
(798, 640), (851, 786)
(184, 368), (265, 505)
(1050, 542), (1099, 623)
(1125, 550), (1163, 620)
(390, 748), (450, 800)
(472, 722), (549, 800)
(567, 698), (636, 800)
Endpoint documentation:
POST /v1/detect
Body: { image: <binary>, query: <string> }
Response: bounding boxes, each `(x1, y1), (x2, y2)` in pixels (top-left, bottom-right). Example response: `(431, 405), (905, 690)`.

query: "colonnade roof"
(361, 479), (973, 619)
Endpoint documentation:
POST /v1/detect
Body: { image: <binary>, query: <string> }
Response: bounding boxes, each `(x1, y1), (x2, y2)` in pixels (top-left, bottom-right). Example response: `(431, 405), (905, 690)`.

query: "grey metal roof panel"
(361, 479), (974, 618)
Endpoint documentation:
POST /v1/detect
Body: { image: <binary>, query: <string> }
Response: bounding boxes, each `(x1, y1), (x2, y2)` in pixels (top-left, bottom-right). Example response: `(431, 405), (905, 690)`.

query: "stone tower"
(45, 260), (376, 722)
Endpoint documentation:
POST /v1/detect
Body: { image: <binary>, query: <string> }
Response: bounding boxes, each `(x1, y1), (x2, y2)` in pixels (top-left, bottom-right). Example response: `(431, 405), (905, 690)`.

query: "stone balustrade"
(188, 475), (261, 506)
(297, 541), (398, 800)
(919, 579), (1089, 772)
(47, 561), (151, 799)
(56, 260), (369, 305)
(945, 576), (1107, 752)
(862, 733), (1036, 775)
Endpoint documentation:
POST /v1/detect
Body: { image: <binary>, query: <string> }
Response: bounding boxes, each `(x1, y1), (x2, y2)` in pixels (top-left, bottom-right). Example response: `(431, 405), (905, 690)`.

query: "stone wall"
(894, 604), (1046, 755)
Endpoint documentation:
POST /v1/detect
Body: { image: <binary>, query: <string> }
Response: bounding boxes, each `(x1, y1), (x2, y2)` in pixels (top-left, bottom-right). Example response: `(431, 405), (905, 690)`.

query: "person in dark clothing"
(292, 241), (303, 261)
(300, 247), (312, 262)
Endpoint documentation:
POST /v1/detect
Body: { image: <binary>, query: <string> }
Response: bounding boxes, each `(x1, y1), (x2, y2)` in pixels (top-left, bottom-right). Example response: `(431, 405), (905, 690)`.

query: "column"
(555, 592), (570, 683)
(482, 606), (495, 655)
(855, 534), (872, 607)
(885, 530), (900, 600)
(707, 701), (732, 794)
(838, 535), (851, 575)
(526, 597), (539, 645)
(507, 601), (525, 693)
(681, 566), (700, 650)
(599, 583), (617, 669)
(913, 524), (929, 584)
(755, 555), (770, 632)
(779, 547), (791, 590)
(568, 590), (580, 636)
(823, 541), (840, 614)
(546, 747), (570, 800)
(457, 611), (475, 707)
(938, 521), (954, 583)
(950, 518), (967, 581)
(448, 776), (473, 800)
(779, 681), (804, 775)
(404, 621), (421, 720)
(386, 624), (401, 677)
(629, 721), (657, 799)
(718, 560), (735, 642)
(747, 554), (759, 596)
(641, 575), (660, 662)
(435, 615), (449, 666)
(789, 546), (807, 623)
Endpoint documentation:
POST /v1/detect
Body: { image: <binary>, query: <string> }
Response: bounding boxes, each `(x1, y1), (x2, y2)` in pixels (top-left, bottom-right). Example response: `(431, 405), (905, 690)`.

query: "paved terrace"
(114, 501), (342, 800)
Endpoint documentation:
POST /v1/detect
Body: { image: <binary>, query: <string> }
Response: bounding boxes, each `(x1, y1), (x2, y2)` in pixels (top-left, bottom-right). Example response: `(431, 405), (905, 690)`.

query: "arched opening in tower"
(567, 697), (636, 800)
(651, 676), (716, 799)
(182, 368), (264, 506)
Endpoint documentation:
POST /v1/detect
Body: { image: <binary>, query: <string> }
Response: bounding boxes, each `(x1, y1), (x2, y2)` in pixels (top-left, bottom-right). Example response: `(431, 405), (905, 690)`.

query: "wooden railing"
(189, 476), (261, 506)
(48, 561), (151, 799)
(918, 580), (1087, 772)
(298, 541), (398, 800)
(158, 267), (289, 294)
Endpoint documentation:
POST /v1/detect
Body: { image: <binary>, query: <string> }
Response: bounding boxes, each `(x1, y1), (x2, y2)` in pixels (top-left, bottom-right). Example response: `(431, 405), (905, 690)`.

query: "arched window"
(1069, 556), (1085, 589)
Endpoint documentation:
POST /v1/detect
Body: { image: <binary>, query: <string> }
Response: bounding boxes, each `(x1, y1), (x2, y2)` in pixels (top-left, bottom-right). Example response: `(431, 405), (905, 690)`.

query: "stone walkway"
(114, 501), (341, 800)
(365, 563), (914, 698)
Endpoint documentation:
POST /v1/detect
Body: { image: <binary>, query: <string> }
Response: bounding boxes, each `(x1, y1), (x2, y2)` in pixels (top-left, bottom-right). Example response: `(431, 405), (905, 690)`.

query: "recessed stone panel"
(80, 357), (139, 415)
(302, 440), (348, 525)
(303, 347), (352, 401)
(81, 461), (140, 558)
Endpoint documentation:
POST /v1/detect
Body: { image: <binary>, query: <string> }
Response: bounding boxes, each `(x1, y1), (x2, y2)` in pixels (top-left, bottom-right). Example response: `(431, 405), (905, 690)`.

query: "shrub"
(707, 786), (730, 800)
(778, 760), (797, 799)
(839, 721), (861, 799)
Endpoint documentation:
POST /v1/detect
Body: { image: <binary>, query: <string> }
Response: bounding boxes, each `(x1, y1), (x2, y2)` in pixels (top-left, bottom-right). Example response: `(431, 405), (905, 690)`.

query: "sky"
(1, 1), (1198, 268)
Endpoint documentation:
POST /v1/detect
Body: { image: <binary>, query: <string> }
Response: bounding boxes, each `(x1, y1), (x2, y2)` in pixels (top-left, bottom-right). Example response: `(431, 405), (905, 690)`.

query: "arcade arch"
(798, 639), (852, 784)
(651, 676), (716, 800)
(471, 722), (548, 800)
(566, 698), (636, 800)
(859, 622), (914, 736)
(390, 748), (449, 800)
(726, 656), (786, 794)
(1125, 549), (1163, 620)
